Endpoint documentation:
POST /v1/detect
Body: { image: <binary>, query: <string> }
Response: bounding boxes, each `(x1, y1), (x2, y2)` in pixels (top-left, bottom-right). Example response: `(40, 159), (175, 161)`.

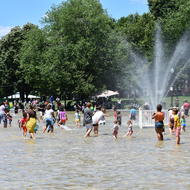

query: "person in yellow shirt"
(173, 108), (181, 145)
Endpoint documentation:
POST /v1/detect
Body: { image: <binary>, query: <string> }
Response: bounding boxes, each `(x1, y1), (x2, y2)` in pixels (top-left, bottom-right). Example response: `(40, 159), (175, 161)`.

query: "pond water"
(0, 112), (190, 189)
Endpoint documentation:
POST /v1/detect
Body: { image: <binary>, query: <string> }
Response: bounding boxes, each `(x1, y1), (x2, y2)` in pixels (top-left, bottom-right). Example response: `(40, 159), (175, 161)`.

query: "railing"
(138, 109), (169, 129)
(118, 109), (169, 129)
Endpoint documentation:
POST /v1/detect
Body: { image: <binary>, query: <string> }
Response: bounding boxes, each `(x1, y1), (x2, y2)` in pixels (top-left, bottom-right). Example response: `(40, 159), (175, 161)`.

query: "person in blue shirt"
(50, 96), (54, 104)
(130, 107), (137, 121)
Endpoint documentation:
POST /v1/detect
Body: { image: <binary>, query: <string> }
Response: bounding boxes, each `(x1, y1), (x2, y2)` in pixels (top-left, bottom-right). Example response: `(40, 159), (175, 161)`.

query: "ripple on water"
(0, 113), (190, 189)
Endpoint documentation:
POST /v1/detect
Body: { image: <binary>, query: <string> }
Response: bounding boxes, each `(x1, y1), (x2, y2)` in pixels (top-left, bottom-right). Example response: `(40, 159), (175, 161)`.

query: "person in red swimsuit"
(19, 112), (28, 137)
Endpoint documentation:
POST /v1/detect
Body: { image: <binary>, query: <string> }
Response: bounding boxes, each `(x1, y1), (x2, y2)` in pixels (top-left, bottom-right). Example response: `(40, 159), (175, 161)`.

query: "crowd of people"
(0, 98), (137, 140)
(153, 100), (190, 144)
(0, 97), (189, 144)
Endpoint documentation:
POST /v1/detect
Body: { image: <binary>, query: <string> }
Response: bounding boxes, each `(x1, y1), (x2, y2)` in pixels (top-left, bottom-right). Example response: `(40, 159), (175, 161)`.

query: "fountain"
(130, 24), (190, 109)
(129, 24), (190, 128)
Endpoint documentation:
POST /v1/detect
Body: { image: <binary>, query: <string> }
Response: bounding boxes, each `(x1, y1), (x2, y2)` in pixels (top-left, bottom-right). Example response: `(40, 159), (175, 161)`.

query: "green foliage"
(19, 26), (47, 95)
(42, 0), (119, 97)
(162, 0), (190, 46)
(148, 0), (179, 19)
(0, 27), (23, 96)
(0, 23), (38, 98)
(1, 0), (190, 99)
(117, 13), (155, 57)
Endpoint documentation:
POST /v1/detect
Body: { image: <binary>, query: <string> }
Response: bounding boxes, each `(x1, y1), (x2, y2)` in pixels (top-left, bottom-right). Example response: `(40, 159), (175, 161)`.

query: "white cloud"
(0, 26), (12, 38)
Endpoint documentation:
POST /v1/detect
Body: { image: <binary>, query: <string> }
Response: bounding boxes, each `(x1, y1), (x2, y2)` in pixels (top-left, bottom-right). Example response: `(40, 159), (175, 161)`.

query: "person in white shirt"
(0, 103), (5, 124)
(92, 106), (104, 136)
(43, 104), (55, 133)
(112, 120), (119, 139)
(75, 109), (81, 127)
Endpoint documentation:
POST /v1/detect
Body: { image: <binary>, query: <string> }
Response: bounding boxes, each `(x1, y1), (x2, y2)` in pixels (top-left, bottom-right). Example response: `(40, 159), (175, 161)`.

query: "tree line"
(0, 0), (190, 100)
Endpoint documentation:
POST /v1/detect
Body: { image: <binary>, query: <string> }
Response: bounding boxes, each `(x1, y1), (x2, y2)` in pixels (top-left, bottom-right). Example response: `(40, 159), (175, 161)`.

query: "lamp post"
(170, 86), (174, 107)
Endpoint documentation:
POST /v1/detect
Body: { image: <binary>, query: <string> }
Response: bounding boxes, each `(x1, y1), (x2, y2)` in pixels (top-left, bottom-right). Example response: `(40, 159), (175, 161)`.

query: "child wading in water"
(173, 108), (181, 144)
(168, 108), (174, 134)
(152, 104), (165, 141)
(112, 120), (119, 139)
(19, 112), (28, 137)
(43, 104), (55, 133)
(58, 106), (68, 127)
(124, 120), (133, 137)
(75, 109), (81, 127)
(113, 107), (117, 122)
(117, 111), (122, 127)
(26, 106), (37, 139)
(180, 112), (186, 132)
(3, 108), (12, 128)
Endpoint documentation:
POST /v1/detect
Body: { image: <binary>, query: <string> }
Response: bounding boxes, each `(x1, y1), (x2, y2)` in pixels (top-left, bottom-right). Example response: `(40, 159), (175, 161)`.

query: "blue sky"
(0, 0), (148, 37)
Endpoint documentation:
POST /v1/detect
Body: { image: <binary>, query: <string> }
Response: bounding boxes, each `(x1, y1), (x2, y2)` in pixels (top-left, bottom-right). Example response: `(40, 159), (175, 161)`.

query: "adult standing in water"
(0, 102), (5, 126)
(152, 104), (165, 141)
(83, 102), (93, 137)
(130, 106), (137, 122)
(183, 100), (190, 116)
(26, 105), (37, 139)
(92, 106), (104, 136)
(50, 96), (54, 104)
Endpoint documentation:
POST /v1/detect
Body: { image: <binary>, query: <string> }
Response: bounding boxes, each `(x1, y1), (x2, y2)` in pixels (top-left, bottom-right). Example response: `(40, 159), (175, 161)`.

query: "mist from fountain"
(130, 24), (190, 109)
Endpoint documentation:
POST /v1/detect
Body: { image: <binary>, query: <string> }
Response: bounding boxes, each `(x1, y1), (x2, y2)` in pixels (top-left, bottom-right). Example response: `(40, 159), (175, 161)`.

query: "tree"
(162, 0), (190, 45)
(162, 0), (190, 93)
(19, 26), (48, 97)
(0, 23), (38, 99)
(148, 0), (178, 19)
(43, 0), (119, 98)
(2, 0), (190, 100)
(117, 13), (155, 57)
(0, 27), (23, 97)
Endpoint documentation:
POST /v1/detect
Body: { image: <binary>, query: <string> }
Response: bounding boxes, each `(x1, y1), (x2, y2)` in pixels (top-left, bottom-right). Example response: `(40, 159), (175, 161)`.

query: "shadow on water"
(25, 139), (36, 144)
(155, 141), (165, 148)
(101, 133), (110, 136)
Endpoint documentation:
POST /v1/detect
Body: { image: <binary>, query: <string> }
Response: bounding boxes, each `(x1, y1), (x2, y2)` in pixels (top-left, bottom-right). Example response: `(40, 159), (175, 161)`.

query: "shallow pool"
(0, 112), (189, 189)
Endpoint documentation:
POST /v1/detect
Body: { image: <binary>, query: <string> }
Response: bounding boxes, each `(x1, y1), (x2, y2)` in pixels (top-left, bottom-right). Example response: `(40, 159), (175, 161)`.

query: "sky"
(0, 0), (148, 37)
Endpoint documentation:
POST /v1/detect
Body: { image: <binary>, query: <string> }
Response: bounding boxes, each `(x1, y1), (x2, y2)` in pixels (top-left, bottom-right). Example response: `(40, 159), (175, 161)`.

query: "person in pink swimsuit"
(58, 106), (68, 126)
